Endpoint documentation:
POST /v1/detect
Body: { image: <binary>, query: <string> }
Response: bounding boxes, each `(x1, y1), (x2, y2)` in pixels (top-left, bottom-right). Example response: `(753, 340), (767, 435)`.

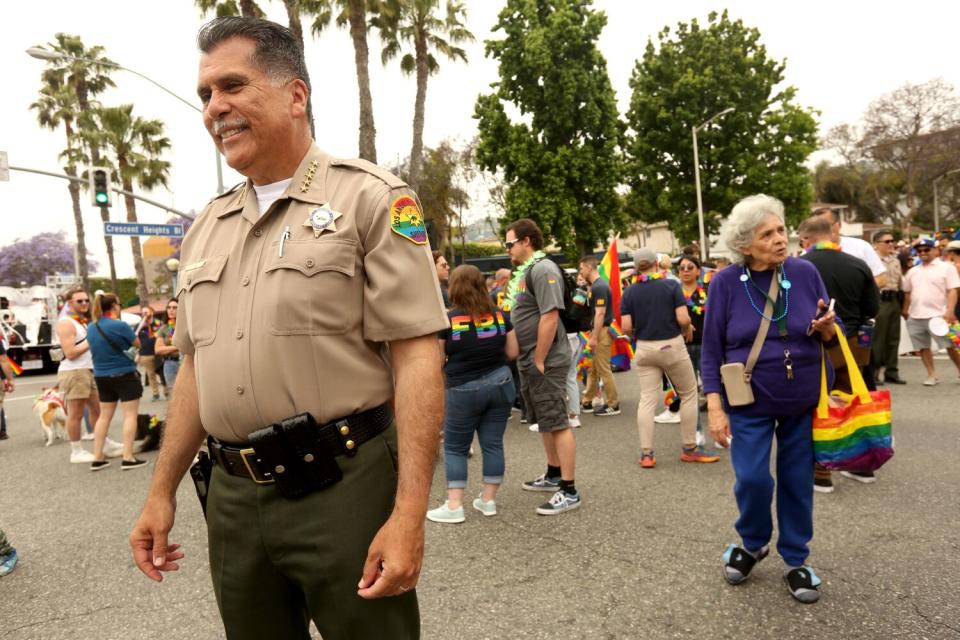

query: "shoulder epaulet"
(329, 158), (407, 189)
(208, 181), (244, 204)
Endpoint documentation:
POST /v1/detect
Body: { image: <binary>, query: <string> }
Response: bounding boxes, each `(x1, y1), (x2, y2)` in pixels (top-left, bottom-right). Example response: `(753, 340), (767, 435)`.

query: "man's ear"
(289, 78), (309, 117)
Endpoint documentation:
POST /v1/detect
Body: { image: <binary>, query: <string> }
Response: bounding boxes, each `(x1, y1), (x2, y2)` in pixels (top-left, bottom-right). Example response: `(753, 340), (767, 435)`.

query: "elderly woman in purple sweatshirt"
(701, 194), (837, 604)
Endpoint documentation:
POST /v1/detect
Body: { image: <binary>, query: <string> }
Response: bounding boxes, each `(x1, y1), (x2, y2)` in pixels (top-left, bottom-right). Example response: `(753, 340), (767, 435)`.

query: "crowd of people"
(426, 201), (960, 605)
(2, 15), (957, 625)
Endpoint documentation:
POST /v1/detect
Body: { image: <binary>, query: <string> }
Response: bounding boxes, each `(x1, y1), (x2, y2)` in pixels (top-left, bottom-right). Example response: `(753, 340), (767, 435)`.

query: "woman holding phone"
(700, 195), (837, 603)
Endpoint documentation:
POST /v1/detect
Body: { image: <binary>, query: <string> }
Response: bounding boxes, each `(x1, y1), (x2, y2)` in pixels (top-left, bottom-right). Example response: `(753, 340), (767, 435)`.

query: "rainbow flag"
(598, 236), (622, 326)
(8, 360), (23, 377)
(609, 323), (635, 372)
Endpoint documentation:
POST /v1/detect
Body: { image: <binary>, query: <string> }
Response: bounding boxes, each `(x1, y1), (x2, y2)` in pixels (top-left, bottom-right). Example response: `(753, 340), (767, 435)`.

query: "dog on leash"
(33, 387), (68, 446)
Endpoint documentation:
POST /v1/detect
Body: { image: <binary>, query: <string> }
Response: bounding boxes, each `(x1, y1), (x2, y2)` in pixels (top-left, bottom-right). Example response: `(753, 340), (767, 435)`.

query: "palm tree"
(29, 34), (116, 292)
(82, 105), (171, 305)
(195, 0), (264, 16)
(304, 0), (380, 161)
(374, 0), (474, 187)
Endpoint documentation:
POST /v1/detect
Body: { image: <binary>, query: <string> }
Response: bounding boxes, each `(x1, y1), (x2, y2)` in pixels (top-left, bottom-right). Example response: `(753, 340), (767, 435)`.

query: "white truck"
(0, 285), (62, 373)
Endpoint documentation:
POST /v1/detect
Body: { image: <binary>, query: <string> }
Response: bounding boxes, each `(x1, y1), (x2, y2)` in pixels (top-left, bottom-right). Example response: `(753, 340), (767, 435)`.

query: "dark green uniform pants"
(872, 297), (902, 378)
(206, 424), (419, 639)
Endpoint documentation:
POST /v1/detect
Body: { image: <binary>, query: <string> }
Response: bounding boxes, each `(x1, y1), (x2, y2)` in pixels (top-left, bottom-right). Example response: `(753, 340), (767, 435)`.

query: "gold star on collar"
(299, 159), (320, 193)
(302, 203), (342, 237)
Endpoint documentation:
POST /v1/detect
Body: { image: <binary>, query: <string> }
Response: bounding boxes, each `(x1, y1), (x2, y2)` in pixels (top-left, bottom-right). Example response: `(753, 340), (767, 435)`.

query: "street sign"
(103, 222), (184, 237)
(0, 151), (8, 182)
(46, 274), (78, 289)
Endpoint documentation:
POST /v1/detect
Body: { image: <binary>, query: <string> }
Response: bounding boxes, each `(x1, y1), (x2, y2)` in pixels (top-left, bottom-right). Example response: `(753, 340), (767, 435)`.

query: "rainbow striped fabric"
(812, 390), (893, 471)
(7, 360), (23, 377)
(812, 336), (894, 472)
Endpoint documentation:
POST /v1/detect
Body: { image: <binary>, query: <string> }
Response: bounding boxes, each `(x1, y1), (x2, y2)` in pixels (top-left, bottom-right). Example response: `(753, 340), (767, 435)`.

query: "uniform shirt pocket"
(263, 238), (359, 335)
(181, 254), (228, 348)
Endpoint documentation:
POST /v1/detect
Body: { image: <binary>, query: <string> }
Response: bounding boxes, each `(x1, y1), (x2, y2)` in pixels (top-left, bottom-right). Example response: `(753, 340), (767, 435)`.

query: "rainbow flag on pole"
(8, 360), (23, 377)
(597, 236), (622, 326)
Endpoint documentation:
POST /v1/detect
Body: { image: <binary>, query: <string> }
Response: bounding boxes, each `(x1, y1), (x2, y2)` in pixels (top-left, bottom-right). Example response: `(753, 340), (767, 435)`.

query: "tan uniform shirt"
(880, 253), (903, 292)
(174, 146), (448, 442)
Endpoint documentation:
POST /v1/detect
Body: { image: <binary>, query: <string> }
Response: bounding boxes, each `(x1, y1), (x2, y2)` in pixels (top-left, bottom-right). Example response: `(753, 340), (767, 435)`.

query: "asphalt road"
(1, 357), (958, 639)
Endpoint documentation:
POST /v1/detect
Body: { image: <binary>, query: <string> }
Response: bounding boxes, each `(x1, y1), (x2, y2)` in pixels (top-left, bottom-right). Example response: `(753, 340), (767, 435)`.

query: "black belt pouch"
(249, 414), (343, 500)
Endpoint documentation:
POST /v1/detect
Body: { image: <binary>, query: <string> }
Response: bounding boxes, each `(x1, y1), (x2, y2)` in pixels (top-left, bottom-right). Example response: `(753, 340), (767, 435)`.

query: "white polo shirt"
(840, 236), (885, 278)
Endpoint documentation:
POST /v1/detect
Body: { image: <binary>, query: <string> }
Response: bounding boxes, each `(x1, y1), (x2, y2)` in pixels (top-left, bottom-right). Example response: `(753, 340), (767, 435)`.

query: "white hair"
(723, 194), (785, 265)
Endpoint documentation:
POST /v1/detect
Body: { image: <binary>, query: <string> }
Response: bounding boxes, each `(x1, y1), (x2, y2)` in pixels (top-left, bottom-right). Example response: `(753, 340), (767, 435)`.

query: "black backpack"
(525, 260), (593, 334)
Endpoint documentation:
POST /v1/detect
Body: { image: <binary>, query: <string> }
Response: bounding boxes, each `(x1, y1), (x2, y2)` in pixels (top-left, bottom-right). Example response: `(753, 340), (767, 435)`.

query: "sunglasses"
(916, 247), (933, 253)
(75, 299), (90, 304)
(167, 305), (179, 309)
(678, 264), (698, 271)
(504, 239), (519, 250)
(878, 239), (895, 244)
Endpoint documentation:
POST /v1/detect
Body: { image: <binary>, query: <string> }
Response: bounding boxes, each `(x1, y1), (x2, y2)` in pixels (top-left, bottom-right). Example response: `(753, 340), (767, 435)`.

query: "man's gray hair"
(197, 17), (311, 93)
(872, 228), (893, 243)
(723, 194), (785, 265)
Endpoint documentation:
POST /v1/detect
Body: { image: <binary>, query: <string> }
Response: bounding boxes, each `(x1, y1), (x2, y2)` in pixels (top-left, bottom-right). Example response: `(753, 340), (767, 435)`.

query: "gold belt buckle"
(239, 447), (274, 484)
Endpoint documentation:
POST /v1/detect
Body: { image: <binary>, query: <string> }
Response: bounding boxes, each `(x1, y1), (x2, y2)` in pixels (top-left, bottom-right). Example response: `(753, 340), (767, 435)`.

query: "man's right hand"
(130, 494), (183, 582)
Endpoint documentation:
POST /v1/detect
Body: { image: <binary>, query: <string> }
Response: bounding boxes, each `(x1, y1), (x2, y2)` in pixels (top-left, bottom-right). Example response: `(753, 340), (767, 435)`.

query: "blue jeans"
(728, 412), (814, 567)
(163, 359), (181, 394)
(443, 366), (516, 489)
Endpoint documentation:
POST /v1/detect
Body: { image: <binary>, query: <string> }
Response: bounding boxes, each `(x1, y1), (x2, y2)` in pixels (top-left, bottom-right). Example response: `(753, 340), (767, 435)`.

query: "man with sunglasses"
(56, 288), (121, 463)
(902, 238), (960, 385)
(871, 230), (906, 384)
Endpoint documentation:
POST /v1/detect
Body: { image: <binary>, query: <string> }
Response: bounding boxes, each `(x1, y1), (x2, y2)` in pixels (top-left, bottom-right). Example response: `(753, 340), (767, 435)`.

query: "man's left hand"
(946, 313), (958, 325)
(587, 335), (598, 350)
(357, 512), (424, 599)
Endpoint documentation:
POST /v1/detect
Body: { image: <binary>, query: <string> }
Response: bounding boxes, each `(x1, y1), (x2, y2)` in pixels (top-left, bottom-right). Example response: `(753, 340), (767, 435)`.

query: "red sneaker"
(680, 446), (720, 463)
(639, 452), (656, 468)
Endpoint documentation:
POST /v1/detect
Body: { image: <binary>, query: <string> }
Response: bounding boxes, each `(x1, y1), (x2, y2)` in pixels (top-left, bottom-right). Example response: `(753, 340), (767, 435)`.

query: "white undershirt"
(252, 178), (293, 217)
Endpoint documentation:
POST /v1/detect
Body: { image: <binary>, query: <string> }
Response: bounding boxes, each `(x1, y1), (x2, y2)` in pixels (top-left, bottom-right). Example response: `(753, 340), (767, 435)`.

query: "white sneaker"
(923, 377), (938, 386)
(569, 416), (581, 428)
(70, 449), (95, 464)
(80, 432), (95, 441)
(104, 438), (124, 459)
(654, 409), (681, 424)
(528, 423), (540, 432)
(426, 501), (465, 524)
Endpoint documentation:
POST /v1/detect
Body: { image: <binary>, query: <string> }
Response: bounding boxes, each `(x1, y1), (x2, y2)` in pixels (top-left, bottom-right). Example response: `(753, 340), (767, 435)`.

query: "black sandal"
(784, 566), (822, 603)
(722, 544), (769, 585)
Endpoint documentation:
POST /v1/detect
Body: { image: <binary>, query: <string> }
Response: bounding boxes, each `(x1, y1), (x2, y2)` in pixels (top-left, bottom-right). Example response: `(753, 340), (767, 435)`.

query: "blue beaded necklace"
(739, 264), (791, 323)
(739, 263), (796, 380)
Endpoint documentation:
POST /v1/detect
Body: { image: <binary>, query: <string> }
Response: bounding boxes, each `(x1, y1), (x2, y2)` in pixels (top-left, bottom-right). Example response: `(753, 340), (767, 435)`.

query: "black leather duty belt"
(208, 403), (393, 484)
(880, 290), (900, 301)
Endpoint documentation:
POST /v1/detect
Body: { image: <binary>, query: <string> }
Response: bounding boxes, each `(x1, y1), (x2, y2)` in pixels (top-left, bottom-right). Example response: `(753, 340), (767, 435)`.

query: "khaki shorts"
(58, 369), (96, 401)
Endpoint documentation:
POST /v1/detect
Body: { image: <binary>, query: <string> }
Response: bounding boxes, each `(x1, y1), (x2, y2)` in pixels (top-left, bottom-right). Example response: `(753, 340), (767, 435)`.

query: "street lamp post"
(26, 47), (224, 194)
(165, 258), (180, 294)
(932, 168), (960, 235)
(693, 107), (735, 262)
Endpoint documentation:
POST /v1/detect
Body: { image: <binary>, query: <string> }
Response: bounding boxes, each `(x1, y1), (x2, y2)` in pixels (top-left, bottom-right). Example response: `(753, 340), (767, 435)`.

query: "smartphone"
(807, 298), (835, 335)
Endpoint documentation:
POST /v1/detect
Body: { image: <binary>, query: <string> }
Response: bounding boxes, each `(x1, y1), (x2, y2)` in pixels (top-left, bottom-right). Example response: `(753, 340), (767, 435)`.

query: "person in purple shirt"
(702, 195), (838, 604)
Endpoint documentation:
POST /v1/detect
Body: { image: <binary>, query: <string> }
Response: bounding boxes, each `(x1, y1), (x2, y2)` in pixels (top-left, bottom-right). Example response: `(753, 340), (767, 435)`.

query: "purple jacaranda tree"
(0, 231), (98, 286)
(166, 214), (194, 260)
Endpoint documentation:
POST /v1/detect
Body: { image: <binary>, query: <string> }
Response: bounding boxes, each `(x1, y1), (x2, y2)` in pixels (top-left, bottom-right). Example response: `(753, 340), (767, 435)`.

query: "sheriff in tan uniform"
(130, 17), (446, 640)
(177, 147), (445, 441)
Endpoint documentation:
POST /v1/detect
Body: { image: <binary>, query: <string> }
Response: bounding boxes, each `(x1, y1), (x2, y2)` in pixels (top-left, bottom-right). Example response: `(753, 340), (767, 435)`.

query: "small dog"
(33, 387), (68, 446)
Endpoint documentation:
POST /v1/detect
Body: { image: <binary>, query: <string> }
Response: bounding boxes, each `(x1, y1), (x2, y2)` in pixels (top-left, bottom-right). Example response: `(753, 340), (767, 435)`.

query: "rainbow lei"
(809, 241), (841, 252)
(68, 313), (87, 326)
(683, 284), (707, 315)
(633, 271), (669, 284)
(502, 250), (546, 312)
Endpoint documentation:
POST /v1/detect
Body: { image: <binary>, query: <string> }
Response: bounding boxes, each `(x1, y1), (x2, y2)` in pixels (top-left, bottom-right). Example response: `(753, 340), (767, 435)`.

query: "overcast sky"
(2, 0), (957, 278)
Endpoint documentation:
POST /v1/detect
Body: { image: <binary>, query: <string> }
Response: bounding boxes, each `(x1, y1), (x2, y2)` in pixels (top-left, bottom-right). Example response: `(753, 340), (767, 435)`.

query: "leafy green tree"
(81, 105), (172, 306)
(474, 0), (623, 255)
(304, 0), (381, 161)
(625, 11), (818, 244)
(29, 34), (116, 292)
(375, 0), (474, 187)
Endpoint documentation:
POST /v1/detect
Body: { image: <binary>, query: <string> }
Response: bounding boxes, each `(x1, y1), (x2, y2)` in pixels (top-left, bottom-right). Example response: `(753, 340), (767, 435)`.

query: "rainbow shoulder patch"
(389, 195), (427, 245)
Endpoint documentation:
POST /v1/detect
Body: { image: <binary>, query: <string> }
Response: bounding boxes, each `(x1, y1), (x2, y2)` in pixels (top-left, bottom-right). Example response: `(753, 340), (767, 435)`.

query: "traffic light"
(89, 167), (112, 207)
